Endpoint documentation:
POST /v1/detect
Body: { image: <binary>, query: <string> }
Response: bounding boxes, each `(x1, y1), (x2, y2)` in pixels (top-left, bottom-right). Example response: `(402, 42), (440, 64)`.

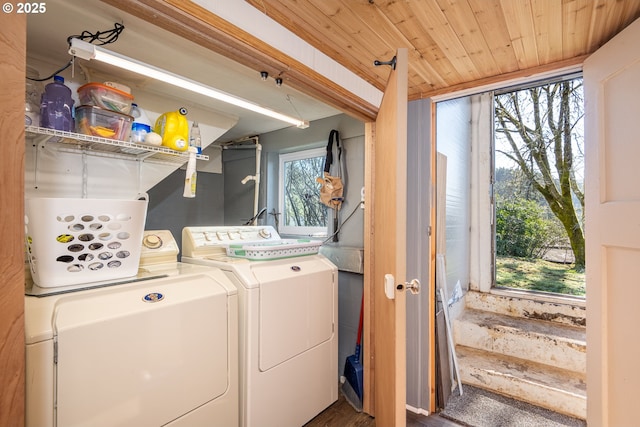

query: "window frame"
(278, 147), (328, 236)
(489, 73), (585, 297)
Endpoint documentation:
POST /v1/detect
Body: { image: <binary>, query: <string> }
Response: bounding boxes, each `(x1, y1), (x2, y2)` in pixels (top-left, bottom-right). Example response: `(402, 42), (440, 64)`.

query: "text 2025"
(17, 2), (46, 13)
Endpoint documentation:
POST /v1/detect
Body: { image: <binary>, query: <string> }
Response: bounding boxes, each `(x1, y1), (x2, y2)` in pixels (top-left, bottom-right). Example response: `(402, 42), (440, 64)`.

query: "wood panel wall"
(0, 10), (26, 427)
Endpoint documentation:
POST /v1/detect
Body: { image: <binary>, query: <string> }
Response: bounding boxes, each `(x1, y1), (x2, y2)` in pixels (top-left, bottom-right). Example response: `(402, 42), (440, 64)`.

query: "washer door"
(254, 257), (335, 371)
(54, 274), (230, 427)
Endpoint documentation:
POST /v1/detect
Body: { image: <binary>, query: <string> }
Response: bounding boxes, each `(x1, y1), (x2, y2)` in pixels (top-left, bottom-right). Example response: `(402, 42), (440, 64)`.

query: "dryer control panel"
(139, 230), (179, 265)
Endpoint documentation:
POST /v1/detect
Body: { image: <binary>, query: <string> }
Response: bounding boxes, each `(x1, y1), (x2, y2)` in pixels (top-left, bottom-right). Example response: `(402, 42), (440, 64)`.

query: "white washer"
(25, 230), (239, 427)
(182, 226), (338, 427)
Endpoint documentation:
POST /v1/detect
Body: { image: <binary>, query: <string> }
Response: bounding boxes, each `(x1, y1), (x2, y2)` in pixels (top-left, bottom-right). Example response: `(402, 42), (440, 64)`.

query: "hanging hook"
(374, 55), (397, 70)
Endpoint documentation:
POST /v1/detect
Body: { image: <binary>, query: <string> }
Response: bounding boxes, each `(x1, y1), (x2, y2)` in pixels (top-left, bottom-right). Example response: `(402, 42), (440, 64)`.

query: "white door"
(584, 17), (640, 427)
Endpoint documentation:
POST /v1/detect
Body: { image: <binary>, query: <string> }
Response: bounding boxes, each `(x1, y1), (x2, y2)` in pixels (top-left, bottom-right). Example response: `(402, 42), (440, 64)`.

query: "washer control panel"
(182, 226), (281, 258)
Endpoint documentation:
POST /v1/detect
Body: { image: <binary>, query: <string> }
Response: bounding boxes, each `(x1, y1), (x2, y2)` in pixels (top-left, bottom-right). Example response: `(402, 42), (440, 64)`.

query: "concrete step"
(456, 345), (587, 420)
(465, 290), (586, 328)
(453, 308), (586, 373)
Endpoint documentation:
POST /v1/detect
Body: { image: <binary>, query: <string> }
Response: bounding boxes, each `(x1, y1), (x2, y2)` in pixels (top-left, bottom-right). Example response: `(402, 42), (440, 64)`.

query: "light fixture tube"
(68, 38), (309, 129)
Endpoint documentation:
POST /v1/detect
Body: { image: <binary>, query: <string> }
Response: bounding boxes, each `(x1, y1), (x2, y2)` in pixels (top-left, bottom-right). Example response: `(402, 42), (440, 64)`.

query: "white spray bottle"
(183, 147), (198, 198)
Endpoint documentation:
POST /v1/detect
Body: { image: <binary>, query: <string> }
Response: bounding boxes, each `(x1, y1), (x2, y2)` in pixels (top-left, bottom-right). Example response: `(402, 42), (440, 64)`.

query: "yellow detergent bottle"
(154, 107), (189, 151)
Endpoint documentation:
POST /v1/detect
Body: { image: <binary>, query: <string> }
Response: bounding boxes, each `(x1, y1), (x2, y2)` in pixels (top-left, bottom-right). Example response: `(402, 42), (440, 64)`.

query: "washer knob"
(258, 228), (272, 239)
(143, 234), (162, 249)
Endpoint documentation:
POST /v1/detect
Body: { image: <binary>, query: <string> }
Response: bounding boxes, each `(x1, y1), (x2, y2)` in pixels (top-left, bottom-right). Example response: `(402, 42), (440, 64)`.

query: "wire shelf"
(26, 126), (209, 165)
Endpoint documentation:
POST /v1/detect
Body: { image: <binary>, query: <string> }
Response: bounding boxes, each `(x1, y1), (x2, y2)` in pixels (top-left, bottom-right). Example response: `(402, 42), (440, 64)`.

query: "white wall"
(469, 93), (494, 293)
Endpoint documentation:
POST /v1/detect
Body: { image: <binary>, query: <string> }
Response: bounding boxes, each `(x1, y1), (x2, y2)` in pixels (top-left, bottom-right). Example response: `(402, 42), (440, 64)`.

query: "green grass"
(496, 256), (586, 297)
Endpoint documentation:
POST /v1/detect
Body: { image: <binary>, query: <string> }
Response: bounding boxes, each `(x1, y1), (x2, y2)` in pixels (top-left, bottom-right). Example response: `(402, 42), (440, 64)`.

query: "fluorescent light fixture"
(68, 38), (309, 129)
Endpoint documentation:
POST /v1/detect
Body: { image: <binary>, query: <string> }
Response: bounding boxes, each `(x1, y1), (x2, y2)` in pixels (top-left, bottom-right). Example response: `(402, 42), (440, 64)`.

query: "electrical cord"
(244, 207), (267, 226)
(67, 22), (125, 46)
(28, 23), (126, 82)
(323, 202), (363, 243)
(28, 60), (73, 82)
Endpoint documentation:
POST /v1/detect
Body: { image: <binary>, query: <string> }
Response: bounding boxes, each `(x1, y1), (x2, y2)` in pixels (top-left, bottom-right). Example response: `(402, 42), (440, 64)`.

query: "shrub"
(495, 198), (557, 258)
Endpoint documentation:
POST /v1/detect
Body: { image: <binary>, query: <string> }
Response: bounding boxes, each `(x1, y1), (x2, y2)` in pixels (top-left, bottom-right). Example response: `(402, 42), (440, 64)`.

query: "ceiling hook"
(373, 55), (397, 70)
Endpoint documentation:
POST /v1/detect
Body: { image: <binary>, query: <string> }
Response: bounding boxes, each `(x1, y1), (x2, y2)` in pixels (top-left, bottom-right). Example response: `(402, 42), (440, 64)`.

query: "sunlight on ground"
(496, 256), (586, 297)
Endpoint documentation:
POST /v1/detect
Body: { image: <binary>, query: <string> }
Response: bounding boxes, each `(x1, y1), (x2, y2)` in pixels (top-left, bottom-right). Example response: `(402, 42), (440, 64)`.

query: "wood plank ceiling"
(245, 0), (640, 100)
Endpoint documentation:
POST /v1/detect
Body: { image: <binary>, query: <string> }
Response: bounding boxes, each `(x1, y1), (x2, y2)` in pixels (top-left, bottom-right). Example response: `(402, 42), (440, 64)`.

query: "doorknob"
(397, 278), (420, 295)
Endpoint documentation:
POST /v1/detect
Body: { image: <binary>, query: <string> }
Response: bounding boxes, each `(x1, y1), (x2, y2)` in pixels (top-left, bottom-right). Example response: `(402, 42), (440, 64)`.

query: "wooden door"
(584, 17), (640, 427)
(364, 48), (409, 426)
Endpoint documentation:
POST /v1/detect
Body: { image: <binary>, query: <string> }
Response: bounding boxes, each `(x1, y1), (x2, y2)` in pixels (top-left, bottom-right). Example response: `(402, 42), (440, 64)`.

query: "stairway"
(452, 291), (587, 420)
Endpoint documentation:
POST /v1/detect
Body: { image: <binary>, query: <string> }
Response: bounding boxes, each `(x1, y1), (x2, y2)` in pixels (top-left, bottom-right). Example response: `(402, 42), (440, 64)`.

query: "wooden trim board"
(0, 10), (26, 427)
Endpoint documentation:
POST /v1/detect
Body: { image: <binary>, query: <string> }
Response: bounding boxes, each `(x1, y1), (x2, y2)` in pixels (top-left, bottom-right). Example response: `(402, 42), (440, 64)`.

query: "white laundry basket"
(25, 197), (148, 288)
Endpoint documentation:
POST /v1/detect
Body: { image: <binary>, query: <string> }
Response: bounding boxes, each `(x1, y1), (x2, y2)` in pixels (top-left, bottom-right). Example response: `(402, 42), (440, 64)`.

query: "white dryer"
(182, 226), (338, 427)
(25, 230), (239, 427)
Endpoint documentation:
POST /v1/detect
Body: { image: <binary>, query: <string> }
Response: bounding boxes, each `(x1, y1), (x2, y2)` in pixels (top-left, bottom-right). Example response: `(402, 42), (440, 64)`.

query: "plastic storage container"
(226, 239), (322, 260)
(75, 105), (133, 140)
(24, 197), (148, 288)
(77, 82), (134, 114)
(40, 75), (74, 132)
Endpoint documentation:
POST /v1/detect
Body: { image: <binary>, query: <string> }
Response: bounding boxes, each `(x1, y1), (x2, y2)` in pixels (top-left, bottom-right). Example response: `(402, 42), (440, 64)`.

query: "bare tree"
(284, 156), (326, 226)
(495, 79), (585, 269)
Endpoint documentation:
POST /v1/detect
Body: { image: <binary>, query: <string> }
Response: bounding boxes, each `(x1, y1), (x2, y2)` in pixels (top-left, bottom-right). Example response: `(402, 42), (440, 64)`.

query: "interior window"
(278, 147), (328, 236)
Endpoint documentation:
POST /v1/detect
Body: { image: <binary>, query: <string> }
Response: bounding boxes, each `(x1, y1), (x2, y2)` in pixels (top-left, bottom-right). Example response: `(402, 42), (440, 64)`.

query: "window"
(278, 147), (328, 236)
(492, 75), (585, 297)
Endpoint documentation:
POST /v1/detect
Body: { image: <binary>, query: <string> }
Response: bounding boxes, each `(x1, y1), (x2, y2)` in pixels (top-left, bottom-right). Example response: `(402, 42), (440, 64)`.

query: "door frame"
(101, 0), (378, 123)
(0, 10), (26, 427)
